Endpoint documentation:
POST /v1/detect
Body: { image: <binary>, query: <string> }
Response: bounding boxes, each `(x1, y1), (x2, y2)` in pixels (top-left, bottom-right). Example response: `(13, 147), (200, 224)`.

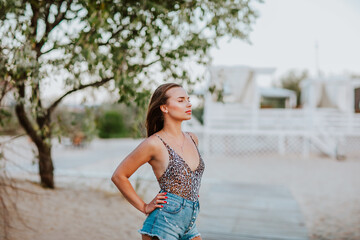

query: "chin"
(175, 114), (192, 121)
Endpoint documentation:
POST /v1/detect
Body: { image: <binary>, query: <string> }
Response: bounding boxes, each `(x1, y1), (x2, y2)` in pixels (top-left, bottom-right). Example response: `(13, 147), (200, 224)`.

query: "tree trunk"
(15, 102), (55, 189)
(38, 142), (54, 188)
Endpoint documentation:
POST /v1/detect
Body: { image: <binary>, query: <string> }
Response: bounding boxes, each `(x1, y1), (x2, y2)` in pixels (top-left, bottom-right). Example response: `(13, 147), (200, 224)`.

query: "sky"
(47, 0), (360, 105)
(210, 0), (360, 79)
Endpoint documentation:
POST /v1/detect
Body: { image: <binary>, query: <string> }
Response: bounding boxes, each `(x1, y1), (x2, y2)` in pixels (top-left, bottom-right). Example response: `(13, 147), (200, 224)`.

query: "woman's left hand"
(144, 192), (168, 215)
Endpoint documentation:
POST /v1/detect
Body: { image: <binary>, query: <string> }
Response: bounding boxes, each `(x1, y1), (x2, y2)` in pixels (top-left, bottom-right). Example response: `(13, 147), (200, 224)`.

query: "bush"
(97, 110), (127, 138)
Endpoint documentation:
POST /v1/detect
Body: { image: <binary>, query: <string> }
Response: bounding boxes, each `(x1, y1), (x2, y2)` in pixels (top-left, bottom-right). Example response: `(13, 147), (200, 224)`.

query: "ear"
(160, 105), (168, 113)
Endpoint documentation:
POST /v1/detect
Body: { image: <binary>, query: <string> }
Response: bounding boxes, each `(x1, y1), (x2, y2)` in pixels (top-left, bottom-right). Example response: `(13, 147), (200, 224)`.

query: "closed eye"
(177, 97), (190, 102)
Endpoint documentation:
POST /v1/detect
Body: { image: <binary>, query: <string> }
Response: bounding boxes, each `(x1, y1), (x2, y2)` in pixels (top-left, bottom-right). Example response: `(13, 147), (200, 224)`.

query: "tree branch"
(37, 0), (73, 58)
(99, 13), (138, 46)
(31, 1), (73, 125)
(51, 0), (73, 30)
(46, 76), (113, 116)
(30, 2), (39, 37)
(140, 58), (160, 69)
(40, 46), (56, 55)
(14, 83), (43, 149)
(0, 79), (13, 104)
(43, 1), (52, 27)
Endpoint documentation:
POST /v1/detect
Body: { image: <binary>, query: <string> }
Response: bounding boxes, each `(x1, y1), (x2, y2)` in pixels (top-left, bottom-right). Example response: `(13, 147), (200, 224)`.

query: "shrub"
(97, 110), (127, 138)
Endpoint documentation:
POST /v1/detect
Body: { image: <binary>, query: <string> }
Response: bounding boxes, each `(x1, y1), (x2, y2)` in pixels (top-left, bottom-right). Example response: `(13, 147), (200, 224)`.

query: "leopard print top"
(155, 133), (205, 202)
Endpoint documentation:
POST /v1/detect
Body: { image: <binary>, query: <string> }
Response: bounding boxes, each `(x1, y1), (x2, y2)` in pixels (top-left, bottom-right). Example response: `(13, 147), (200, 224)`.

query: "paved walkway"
(197, 182), (309, 240)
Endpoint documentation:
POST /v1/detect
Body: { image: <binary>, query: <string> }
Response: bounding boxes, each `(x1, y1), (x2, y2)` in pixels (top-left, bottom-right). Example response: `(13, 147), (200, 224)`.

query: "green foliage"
(52, 103), (146, 141)
(97, 110), (126, 138)
(276, 70), (308, 108)
(208, 84), (225, 102)
(0, 107), (22, 135)
(1, 0), (261, 109)
(95, 103), (147, 138)
(260, 97), (286, 108)
(192, 106), (204, 124)
(0, 108), (11, 127)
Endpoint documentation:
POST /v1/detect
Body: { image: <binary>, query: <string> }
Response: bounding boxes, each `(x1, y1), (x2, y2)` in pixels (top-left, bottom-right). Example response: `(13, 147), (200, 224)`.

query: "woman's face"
(163, 87), (192, 121)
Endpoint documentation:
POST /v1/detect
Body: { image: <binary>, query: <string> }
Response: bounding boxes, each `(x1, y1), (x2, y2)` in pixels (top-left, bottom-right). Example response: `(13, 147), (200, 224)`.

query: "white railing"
(196, 102), (360, 159)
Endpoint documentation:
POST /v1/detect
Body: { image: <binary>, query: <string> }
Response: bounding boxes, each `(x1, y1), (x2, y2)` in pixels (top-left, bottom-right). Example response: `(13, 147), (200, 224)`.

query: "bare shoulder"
(112, 134), (165, 179)
(141, 134), (163, 151)
(141, 134), (168, 162)
(186, 131), (199, 146)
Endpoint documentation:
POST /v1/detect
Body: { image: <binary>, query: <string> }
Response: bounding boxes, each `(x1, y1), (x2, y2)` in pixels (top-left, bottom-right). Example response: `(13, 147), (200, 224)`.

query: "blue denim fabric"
(138, 191), (201, 240)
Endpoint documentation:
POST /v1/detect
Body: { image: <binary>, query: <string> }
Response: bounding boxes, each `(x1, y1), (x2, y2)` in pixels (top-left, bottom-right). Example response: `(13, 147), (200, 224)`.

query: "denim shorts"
(138, 191), (201, 240)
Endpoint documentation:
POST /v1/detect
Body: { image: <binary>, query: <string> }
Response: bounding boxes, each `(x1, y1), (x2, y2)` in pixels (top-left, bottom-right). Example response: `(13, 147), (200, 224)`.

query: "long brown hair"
(146, 83), (182, 137)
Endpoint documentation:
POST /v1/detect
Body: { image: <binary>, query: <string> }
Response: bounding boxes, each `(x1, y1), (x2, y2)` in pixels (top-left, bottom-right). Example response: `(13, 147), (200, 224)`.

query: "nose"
(187, 101), (192, 107)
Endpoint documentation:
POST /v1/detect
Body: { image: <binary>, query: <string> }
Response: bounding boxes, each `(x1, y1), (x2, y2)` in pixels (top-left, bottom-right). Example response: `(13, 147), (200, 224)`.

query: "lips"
(185, 110), (192, 114)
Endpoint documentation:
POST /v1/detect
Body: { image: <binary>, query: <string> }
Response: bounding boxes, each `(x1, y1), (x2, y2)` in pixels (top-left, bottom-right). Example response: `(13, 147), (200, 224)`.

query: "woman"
(111, 83), (205, 240)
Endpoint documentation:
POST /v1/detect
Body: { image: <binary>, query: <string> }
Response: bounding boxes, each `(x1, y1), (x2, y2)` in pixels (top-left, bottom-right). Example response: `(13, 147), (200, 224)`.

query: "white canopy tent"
(206, 65), (298, 108)
(301, 77), (360, 113)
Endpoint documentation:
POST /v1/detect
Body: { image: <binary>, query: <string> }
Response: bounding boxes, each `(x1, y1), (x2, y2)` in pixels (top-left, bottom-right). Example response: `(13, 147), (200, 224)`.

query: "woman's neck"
(161, 121), (183, 137)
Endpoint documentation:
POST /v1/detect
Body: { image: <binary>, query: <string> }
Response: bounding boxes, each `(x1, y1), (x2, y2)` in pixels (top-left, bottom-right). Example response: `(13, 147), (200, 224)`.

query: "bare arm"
(111, 137), (166, 214)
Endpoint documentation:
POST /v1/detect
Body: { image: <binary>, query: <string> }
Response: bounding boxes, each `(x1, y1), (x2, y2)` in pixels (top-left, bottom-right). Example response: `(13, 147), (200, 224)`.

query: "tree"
(276, 70), (308, 108)
(0, 0), (261, 188)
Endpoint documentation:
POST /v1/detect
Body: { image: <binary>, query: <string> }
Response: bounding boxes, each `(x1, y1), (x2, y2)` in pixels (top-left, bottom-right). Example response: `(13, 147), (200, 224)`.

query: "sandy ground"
(1, 137), (360, 240)
(1, 179), (145, 240)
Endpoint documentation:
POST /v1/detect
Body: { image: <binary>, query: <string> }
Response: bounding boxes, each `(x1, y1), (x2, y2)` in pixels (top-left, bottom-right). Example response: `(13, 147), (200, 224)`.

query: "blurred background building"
(185, 65), (360, 160)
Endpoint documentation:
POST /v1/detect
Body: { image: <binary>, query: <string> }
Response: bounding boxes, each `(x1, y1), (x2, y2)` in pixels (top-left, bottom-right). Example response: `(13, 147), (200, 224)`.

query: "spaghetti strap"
(155, 134), (168, 147)
(186, 132), (198, 147)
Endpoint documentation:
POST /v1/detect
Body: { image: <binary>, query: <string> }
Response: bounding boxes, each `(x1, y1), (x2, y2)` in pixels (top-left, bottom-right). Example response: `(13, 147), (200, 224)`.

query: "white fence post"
(302, 133), (310, 158)
(278, 134), (285, 155)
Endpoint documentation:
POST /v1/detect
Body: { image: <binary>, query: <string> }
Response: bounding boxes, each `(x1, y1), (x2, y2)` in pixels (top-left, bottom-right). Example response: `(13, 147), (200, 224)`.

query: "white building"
(185, 66), (360, 159)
